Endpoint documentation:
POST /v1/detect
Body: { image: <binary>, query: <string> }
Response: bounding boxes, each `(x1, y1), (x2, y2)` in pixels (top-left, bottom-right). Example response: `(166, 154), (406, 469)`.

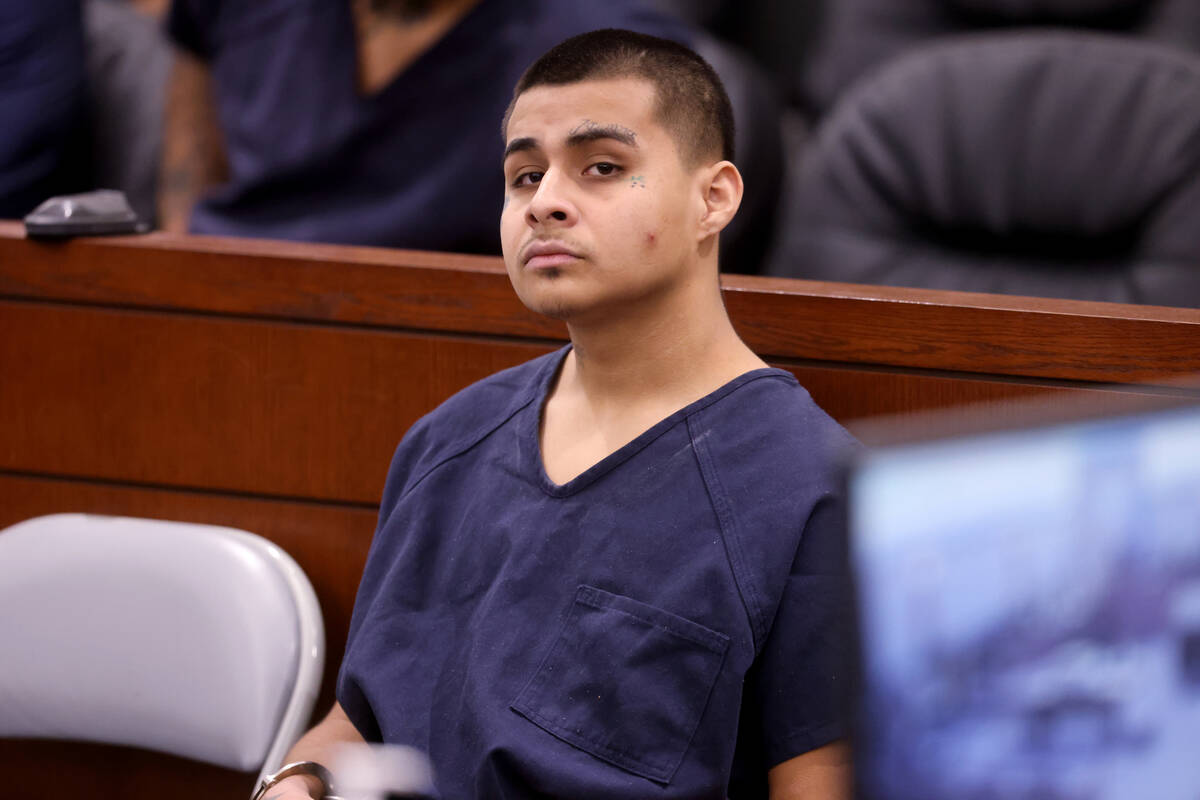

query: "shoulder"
(377, 348), (561, 506)
(687, 371), (857, 645)
(685, 369), (858, 542)
(689, 370), (857, 561)
(691, 370), (857, 487)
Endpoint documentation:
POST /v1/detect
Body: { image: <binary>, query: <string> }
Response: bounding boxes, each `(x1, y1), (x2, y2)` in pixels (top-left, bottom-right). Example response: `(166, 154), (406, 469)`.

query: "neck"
(561, 258), (765, 409)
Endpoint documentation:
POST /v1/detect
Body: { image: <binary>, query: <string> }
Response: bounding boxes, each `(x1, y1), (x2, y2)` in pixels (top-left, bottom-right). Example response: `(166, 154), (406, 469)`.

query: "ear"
(696, 161), (743, 241)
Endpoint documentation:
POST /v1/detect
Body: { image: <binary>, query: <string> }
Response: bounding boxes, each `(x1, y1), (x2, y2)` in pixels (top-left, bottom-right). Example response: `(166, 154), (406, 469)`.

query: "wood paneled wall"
(2, 221), (1198, 797)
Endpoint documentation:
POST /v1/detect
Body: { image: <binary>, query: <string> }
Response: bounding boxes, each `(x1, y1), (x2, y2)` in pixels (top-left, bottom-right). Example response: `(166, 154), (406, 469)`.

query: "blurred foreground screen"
(850, 404), (1200, 800)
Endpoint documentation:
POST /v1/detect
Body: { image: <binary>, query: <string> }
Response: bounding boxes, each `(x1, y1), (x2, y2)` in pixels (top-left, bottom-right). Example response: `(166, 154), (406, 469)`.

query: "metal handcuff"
(249, 761), (344, 800)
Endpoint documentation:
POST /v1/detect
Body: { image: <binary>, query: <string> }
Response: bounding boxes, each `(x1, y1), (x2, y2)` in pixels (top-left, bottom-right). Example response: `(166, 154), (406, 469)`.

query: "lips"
(522, 240), (581, 270)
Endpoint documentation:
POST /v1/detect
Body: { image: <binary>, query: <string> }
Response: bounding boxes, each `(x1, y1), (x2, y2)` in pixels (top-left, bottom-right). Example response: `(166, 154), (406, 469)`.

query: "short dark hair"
(504, 29), (735, 166)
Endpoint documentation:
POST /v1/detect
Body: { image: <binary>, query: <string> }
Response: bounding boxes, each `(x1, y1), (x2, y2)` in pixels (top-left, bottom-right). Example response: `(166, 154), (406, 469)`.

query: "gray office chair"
(0, 513), (324, 789)
(765, 32), (1200, 306)
(801, 0), (1200, 117)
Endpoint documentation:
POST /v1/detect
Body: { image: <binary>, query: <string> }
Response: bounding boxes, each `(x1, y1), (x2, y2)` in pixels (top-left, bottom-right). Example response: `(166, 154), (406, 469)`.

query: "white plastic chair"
(0, 513), (324, 788)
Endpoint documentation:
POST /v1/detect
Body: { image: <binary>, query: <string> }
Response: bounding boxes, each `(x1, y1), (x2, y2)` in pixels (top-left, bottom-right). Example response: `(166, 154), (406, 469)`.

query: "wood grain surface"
(0, 300), (553, 504)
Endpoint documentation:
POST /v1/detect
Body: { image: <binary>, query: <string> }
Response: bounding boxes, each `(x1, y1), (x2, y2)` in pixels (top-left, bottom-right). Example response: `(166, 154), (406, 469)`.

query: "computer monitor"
(849, 403), (1200, 800)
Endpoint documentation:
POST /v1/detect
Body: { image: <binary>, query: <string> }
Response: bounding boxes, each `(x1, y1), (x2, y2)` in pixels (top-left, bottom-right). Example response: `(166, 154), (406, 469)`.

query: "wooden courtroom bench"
(2, 221), (1198, 797)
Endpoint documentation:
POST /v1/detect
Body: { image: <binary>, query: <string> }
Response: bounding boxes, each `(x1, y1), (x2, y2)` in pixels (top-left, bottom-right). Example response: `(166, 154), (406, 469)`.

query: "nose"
(526, 169), (577, 228)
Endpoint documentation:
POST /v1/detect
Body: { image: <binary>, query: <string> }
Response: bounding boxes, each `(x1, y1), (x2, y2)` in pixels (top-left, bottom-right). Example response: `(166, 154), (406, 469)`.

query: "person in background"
(0, 0), (92, 218)
(159, 0), (689, 254)
(85, 0), (173, 225)
(251, 28), (854, 800)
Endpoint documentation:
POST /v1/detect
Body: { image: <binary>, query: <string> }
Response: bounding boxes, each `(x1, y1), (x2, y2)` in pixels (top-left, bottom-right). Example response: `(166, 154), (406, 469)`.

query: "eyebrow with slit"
(566, 119), (638, 148)
(503, 120), (639, 162)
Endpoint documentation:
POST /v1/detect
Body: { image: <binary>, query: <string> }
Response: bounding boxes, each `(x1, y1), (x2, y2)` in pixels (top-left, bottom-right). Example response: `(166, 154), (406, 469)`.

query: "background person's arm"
(157, 48), (227, 233)
(768, 739), (852, 800)
(260, 701), (366, 799)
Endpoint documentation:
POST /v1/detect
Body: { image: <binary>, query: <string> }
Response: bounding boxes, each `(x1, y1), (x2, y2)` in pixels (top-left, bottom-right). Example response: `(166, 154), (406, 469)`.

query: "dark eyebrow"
(565, 121), (638, 150)
(503, 137), (539, 162)
(502, 123), (639, 163)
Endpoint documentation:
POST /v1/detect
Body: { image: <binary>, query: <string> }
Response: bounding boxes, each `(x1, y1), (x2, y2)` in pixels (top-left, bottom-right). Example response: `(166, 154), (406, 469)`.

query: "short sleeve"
(334, 434), (420, 742)
(751, 492), (855, 767)
(165, 0), (214, 59)
(334, 407), (448, 741)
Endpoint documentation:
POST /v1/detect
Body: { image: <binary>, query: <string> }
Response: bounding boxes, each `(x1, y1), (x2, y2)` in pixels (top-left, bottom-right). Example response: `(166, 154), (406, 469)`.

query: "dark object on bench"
(24, 189), (149, 237)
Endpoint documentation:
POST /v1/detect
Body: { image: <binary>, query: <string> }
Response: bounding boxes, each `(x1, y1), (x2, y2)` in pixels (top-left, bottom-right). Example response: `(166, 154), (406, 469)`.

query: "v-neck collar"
(523, 347), (797, 498)
(348, 0), (499, 105)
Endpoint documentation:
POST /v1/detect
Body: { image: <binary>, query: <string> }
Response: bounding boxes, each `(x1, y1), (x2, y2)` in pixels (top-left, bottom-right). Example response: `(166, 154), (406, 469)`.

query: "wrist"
(250, 761), (337, 799)
(272, 773), (326, 798)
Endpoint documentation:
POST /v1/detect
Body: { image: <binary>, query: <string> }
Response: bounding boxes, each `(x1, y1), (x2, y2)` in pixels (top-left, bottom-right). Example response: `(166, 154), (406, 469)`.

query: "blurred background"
(5, 0), (1200, 305)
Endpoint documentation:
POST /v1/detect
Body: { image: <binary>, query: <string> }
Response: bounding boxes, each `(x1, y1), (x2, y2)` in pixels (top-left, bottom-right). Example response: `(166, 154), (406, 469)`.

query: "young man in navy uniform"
(257, 29), (853, 800)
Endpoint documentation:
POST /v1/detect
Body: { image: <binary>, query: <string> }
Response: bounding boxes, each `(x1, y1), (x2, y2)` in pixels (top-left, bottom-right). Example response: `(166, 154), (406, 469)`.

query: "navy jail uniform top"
(165, 0), (688, 253)
(0, 0), (91, 217)
(338, 348), (855, 798)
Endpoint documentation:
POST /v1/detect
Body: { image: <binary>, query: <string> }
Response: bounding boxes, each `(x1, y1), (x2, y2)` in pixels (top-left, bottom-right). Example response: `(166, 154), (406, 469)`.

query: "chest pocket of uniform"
(510, 584), (730, 784)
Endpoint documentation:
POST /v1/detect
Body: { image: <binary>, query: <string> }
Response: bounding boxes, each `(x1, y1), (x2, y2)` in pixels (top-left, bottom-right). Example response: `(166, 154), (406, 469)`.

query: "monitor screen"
(850, 405), (1200, 800)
